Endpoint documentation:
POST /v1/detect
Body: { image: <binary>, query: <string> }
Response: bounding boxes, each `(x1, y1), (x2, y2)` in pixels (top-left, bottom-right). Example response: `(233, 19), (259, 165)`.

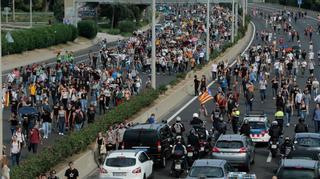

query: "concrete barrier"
(54, 22), (254, 179)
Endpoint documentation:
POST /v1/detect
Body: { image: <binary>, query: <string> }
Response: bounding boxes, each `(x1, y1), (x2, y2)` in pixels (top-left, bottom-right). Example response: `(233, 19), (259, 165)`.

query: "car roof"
(295, 133), (320, 139)
(129, 123), (167, 131)
(282, 159), (319, 169)
(244, 117), (268, 122)
(108, 150), (143, 158)
(218, 134), (246, 141)
(193, 159), (226, 167)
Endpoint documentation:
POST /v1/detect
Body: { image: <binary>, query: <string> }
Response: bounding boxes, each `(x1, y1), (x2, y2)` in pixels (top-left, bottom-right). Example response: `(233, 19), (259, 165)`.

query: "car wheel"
(160, 157), (166, 168)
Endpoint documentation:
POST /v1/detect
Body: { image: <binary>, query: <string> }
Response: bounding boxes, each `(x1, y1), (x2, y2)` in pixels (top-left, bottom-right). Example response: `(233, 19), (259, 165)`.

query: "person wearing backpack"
(73, 107), (84, 132)
(171, 116), (185, 136)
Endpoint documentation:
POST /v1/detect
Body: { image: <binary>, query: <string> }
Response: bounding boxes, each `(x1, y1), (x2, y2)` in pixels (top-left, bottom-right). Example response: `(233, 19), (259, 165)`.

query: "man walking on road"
(194, 75), (200, 96)
(313, 104), (320, 132)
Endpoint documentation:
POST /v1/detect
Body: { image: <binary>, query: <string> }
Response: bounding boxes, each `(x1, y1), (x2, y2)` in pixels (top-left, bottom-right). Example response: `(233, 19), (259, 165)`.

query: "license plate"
(113, 172), (126, 176)
(200, 147), (205, 151)
(271, 145), (277, 149)
(175, 164), (181, 170)
(187, 152), (193, 157)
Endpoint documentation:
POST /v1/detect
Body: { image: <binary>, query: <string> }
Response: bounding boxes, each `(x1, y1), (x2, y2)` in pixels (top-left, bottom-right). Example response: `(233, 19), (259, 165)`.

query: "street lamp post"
(0, 2), (3, 160)
(206, 0), (210, 62)
(12, 0), (15, 22)
(231, 0), (235, 43)
(30, 0), (32, 27)
(151, 0), (156, 89)
(235, 2), (238, 37)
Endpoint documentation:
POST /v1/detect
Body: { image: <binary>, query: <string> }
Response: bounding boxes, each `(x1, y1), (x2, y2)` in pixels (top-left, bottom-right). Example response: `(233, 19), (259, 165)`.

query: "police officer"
(190, 113), (203, 126)
(275, 108), (285, 133)
(230, 108), (240, 134)
(269, 121), (282, 141)
(239, 119), (251, 137)
(280, 136), (293, 157)
(171, 136), (188, 170)
(294, 118), (309, 133)
(215, 117), (227, 140)
(187, 129), (200, 150)
(172, 116), (185, 136)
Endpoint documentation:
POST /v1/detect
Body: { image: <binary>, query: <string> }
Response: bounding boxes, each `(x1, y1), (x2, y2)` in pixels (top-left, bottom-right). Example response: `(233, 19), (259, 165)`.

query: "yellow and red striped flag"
(198, 89), (213, 105)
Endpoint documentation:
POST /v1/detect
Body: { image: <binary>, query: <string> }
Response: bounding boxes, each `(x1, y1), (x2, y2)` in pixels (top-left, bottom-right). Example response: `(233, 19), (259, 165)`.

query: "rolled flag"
(198, 88), (213, 105)
(5, 91), (10, 107)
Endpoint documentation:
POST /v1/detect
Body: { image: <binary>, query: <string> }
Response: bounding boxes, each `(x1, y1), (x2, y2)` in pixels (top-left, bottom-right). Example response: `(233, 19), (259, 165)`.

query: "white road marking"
(166, 21), (256, 123)
(266, 152), (272, 163)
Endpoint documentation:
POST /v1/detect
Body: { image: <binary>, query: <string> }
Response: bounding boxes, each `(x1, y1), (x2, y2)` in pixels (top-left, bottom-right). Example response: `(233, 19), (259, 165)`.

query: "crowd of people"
(0, 4), (234, 178)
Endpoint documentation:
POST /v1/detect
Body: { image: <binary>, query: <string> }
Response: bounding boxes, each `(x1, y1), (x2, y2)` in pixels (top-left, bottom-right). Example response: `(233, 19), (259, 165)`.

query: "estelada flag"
(198, 89), (213, 105)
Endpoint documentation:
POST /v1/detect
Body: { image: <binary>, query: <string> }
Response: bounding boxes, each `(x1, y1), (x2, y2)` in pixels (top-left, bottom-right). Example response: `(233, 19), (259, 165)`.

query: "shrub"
(105, 28), (121, 35)
(1, 24), (78, 56)
(118, 20), (137, 33)
(77, 20), (98, 39)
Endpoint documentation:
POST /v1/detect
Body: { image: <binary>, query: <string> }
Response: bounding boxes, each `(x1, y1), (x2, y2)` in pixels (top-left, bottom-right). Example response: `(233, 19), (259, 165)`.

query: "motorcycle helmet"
(298, 118), (305, 123)
(193, 113), (199, 118)
(284, 136), (290, 143)
(176, 116), (181, 122)
(272, 121), (278, 126)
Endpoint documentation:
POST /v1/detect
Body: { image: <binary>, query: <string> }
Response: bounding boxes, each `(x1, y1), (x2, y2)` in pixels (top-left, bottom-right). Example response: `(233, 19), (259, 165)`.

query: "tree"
(53, 0), (64, 22)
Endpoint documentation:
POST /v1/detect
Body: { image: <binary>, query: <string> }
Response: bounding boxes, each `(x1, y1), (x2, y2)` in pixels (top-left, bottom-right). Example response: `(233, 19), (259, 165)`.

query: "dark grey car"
(186, 159), (233, 179)
(276, 159), (320, 179)
(290, 133), (320, 160)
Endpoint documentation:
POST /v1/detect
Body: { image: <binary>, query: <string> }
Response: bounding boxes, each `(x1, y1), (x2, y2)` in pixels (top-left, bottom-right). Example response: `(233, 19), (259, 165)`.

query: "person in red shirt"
(28, 127), (41, 153)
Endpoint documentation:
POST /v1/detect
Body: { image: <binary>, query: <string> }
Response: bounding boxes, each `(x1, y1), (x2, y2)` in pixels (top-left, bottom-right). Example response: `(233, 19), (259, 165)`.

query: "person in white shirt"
(295, 90), (303, 116)
(211, 63), (218, 80)
(259, 78), (267, 103)
(312, 78), (320, 98)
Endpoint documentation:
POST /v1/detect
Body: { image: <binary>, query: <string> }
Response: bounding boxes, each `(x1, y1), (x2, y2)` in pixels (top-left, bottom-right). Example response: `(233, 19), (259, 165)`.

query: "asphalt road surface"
(88, 3), (320, 179)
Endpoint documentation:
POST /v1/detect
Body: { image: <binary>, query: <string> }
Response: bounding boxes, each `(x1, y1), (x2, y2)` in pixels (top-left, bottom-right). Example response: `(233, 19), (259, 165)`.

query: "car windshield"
(216, 141), (244, 149)
(278, 168), (316, 179)
(296, 137), (320, 147)
(189, 166), (224, 178)
(249, 122), (266, 129)
(105, 157), (136, 167)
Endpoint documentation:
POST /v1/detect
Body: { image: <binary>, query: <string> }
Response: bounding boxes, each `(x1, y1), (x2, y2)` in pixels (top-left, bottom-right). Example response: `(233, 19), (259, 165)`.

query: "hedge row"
(11, 88), (162, 179)
(77, 20), (98, 39)
(11, 15), (251, 179)
(1, 24), (78, 55)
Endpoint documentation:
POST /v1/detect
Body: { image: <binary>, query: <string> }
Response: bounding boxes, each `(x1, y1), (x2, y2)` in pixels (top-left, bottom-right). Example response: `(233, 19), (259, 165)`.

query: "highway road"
(87, 3), (320, 179)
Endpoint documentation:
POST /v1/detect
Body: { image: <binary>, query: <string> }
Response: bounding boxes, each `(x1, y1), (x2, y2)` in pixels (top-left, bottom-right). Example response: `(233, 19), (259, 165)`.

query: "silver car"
(186, 159), (233, 179)
(211, 134), (255, 172)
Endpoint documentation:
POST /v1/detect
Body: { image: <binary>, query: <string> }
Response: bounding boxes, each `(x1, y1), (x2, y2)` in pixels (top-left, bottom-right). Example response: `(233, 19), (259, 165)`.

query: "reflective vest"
(275, 111), (284, 119)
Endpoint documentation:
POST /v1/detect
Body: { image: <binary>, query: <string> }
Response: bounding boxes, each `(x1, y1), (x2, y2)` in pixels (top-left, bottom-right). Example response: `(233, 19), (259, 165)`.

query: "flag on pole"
(198, 89), (213, 104)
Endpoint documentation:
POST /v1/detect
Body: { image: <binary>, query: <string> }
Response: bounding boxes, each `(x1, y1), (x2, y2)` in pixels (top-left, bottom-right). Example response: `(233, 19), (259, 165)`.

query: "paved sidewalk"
(1, 21), (154, 73)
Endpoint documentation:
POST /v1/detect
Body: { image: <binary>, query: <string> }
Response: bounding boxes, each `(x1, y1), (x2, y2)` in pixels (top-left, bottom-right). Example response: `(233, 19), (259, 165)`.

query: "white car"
(99, 150), (154, 179)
